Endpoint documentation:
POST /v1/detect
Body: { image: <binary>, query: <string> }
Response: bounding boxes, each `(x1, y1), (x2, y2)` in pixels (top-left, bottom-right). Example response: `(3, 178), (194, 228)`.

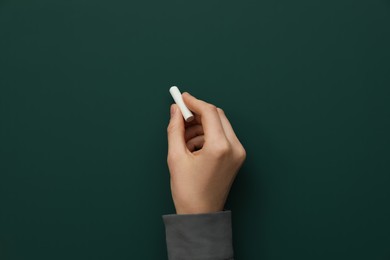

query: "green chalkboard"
(1, 1), (389, 259)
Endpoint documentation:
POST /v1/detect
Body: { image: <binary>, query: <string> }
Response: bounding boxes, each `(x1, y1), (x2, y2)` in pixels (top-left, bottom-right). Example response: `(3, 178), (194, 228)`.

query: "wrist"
(174, 203), (224, 215)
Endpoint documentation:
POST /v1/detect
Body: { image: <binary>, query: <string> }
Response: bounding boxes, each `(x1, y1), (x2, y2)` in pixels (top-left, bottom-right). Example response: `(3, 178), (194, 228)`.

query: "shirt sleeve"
(162, 210), (234, 260)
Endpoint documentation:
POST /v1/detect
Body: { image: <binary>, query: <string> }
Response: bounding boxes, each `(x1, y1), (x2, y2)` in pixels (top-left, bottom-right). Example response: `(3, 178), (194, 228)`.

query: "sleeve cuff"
(162, 210), (234, 260)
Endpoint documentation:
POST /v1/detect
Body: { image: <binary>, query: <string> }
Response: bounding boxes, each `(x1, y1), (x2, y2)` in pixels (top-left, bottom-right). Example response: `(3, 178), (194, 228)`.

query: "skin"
(167, 92), (246, 214)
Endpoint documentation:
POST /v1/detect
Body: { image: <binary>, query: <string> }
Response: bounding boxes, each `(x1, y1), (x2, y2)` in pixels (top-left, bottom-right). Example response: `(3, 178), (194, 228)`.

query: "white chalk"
(169, 86), (194, 122)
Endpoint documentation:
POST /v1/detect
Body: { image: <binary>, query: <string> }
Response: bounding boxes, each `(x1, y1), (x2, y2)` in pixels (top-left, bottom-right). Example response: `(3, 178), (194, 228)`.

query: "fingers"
(216, 108), (241, 146)
(185, 113), (202, 128)
(186, 135), (205, 152)
(185, 124), (204, 142)
(217, 107), (246, 160)
(182, 92), (227, 143)
(167, 104), (187, 157)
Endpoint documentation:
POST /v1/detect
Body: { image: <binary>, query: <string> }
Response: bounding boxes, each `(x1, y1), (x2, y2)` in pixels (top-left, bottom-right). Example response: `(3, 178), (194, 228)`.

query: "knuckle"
(237, 146), (247, 161)
(167, 153), (179, 165)
(166, 123), (176, 133)
(217, 107), (224, 114)
(212, 140), (231, 157)
(166, 156), (171, 165)
(207, 104), (217, 111)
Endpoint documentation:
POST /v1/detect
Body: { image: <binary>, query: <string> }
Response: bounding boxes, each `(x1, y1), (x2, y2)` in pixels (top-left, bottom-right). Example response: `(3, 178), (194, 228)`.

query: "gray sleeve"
(162, 210), (234, 260)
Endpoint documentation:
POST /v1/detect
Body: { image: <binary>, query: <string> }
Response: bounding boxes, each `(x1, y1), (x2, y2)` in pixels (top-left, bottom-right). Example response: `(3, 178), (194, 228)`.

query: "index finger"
(182, 92), (227, 143)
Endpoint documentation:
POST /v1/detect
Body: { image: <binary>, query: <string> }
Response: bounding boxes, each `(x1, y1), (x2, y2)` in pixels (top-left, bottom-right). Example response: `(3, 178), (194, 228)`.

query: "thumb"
(167, 104), (187, 157)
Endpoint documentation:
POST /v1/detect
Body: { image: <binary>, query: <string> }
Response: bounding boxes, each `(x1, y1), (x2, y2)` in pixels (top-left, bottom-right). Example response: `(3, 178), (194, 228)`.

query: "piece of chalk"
(169, 86), (194, 122)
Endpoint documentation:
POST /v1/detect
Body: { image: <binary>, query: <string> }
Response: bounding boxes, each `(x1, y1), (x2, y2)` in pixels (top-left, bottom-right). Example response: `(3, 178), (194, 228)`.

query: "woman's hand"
(167, 92), (246, 214)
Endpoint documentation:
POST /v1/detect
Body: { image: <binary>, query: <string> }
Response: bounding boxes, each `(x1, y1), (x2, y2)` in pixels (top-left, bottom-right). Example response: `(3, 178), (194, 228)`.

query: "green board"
(1, 1), (389, 259)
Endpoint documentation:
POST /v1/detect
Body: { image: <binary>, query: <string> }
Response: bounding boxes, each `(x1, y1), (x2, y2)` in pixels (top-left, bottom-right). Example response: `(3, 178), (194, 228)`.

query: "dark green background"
(1, 0), (389, 259)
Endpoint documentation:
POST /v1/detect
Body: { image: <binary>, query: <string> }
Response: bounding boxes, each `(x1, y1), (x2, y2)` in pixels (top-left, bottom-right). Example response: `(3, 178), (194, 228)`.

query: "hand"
(167, 92), (246, 214)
